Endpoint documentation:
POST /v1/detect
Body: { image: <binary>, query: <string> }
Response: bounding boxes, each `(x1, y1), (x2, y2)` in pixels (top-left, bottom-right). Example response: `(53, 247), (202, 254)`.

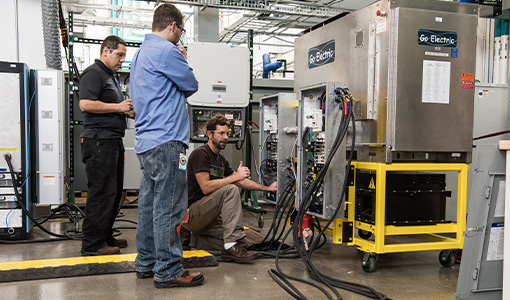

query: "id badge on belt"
(179, 153), (186, 171)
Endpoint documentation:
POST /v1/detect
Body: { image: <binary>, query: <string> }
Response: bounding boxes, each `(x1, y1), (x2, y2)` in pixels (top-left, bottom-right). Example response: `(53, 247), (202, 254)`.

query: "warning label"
(368, 177), (375, 189)
(461, 73), (474, 90)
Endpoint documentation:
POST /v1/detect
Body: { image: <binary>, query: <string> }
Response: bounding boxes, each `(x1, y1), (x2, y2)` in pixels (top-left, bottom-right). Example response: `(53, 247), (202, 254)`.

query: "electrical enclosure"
(36, 69), (67, 205)
(296, 82), (346, 219)
(0, 62), (34, 240)
(186, 42), (250, 142)
(189, 107), (245, 142)
(259, 93), (297, 202)
(294, 0), (478, 163)
(187, 42), (250, 108)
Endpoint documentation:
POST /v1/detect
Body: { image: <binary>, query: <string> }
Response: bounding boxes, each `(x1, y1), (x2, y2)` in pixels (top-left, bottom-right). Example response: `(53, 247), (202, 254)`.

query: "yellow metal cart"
(332, 162), (468, 272)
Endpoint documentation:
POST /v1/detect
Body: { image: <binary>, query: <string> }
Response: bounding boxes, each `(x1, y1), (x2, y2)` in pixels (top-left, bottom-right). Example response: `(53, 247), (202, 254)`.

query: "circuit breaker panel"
(297, 82), (346, 219)
(259, 93), (297, 202)
(189, 107), (245, 142)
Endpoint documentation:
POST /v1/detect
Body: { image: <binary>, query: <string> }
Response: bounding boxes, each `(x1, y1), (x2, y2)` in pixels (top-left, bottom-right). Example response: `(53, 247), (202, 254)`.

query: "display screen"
(212, 85), (227, 93)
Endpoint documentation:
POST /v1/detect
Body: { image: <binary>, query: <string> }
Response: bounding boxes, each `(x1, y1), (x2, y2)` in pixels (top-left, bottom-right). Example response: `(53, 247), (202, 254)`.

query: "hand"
(118, 99), (133, 112)
(235, 161), (250, 182)
(177, 45), (187, 59)
(267, 181), (277, 192)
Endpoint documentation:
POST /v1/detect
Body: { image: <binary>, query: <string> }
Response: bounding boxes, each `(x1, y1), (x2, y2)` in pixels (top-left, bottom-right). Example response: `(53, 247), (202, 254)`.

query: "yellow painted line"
(0, 250), (213, 271)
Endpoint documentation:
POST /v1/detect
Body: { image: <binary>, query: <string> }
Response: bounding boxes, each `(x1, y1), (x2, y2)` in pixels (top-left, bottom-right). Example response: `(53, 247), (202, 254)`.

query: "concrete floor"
(0, 206), (460, 300)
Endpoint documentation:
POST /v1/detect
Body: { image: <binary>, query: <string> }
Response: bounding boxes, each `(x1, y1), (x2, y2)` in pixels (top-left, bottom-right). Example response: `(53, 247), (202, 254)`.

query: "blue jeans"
(135, 141), (187, 282)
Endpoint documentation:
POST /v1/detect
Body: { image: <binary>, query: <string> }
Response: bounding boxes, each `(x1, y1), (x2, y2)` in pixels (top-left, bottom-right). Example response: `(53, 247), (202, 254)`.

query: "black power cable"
(270, 95), (352, 300)
(4, 153), (67, 239)
(3, 157), (131, 243)
(269, 90), (391, 300)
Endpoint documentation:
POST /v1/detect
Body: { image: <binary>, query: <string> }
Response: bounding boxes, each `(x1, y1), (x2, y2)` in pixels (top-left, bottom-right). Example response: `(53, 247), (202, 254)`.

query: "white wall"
(0, 0), (18, 62)
(0, 0), (46, 69)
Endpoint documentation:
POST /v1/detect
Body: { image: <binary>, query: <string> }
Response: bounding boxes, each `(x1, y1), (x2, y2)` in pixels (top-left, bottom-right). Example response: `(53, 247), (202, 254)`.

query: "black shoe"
(107, 237), (128, 249)
(154, 270), (204, 288)
(81, 246), (120, 256)
(136, 270), (155, 279)
(221, 243), (257, 263)
(180, 226), (191, 250)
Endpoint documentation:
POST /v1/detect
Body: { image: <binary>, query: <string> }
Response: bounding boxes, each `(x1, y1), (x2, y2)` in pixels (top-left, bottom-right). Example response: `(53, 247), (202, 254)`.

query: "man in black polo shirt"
(79, 35), (133, 256)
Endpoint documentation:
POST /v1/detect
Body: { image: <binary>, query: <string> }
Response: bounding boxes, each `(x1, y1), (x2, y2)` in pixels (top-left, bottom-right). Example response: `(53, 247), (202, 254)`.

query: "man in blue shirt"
(130, 4), (203, 288)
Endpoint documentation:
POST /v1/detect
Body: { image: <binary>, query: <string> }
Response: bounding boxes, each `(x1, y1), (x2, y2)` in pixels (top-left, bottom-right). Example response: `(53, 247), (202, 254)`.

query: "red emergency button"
(376, 10), (381, 16)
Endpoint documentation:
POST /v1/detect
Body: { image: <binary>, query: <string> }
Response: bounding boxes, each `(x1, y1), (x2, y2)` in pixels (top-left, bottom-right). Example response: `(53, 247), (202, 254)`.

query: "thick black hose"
(4, 153), (67, 238)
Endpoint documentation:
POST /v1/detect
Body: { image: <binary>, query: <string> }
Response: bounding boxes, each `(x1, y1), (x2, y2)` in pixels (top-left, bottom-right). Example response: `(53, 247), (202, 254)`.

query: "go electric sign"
(308, 40), (335, 69)
(418, 29), (457, 47)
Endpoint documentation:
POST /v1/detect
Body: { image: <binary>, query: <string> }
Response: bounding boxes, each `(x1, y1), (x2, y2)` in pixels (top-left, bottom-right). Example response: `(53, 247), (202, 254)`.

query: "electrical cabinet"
(186, 43), (250, 143)
(259, 93), (297, 202)
(296, 82), (347, 219)
(0, 62), (34, 240)
(189, 107), (245, 142)
(36, 69), (67, 205)
(294, 0), (478, 163)
(187, 43), (250, 108)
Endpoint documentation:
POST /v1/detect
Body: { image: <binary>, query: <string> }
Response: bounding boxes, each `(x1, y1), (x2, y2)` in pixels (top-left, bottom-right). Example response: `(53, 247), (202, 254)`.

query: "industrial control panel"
(259, 93), (297, 202)
(296, 82), (347, 219)
(189, 107), (245, 142)
(0, 62), (35, 240)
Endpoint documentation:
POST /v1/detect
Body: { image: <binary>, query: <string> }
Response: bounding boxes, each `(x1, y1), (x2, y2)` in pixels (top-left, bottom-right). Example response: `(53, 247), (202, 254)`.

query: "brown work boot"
(154, 270), (204, 288)
(221, 243), (258, 263)
(107, 237), (128, 248)
(81, 245), (120, 256)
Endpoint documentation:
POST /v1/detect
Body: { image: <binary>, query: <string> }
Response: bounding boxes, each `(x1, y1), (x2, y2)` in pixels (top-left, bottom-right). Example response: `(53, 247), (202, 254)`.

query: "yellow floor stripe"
(0, 250), (213, 271)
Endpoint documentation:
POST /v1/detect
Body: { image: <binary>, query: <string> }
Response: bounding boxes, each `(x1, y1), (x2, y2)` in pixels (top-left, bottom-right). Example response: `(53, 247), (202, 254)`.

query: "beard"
(211, 137), (227, 150)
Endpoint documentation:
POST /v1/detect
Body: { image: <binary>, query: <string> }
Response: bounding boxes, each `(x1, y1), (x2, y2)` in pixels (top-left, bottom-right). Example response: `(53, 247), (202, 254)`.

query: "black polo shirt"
(79, 59), (126, 139)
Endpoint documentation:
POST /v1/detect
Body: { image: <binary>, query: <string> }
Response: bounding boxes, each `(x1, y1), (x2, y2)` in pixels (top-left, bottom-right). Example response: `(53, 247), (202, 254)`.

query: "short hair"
(206, 114), (231, 132)
(152, 3), (183, 32)
(100, 36), (126, 56)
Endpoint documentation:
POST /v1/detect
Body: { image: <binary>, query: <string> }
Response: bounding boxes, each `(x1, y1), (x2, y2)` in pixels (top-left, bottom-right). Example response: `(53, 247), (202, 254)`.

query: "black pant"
(81, 137), (124, 252)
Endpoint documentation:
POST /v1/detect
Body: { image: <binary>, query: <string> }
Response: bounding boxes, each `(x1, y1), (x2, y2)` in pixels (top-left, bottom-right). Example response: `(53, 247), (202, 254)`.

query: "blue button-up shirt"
(131, 34), (198, 154)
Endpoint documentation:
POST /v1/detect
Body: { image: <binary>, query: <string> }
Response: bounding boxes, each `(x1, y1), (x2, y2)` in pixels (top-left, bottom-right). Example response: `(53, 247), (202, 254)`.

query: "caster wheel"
(361, 255), (376, 273)
(439, 250), (456, 267)
(258, 214), (264, 228)
(358, 229), (372, 240)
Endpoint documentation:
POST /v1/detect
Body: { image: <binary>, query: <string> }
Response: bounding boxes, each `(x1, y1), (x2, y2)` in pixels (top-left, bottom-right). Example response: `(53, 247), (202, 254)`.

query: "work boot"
(180, 226), (191, 250)
(107, 237), (128, 249)
(81, 245), (120, 256)
(221, 243), (257, 263)
(154, 270), (204, 288)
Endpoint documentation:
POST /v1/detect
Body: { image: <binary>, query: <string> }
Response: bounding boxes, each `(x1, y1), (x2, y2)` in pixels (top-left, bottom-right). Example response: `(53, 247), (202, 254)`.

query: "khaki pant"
(182, 184), (245, 249)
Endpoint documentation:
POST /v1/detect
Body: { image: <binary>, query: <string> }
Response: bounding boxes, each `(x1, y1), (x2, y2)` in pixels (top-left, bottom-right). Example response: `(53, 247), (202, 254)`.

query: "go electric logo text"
(418, 29), (457, 47)
(308, 40), (335, 69)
